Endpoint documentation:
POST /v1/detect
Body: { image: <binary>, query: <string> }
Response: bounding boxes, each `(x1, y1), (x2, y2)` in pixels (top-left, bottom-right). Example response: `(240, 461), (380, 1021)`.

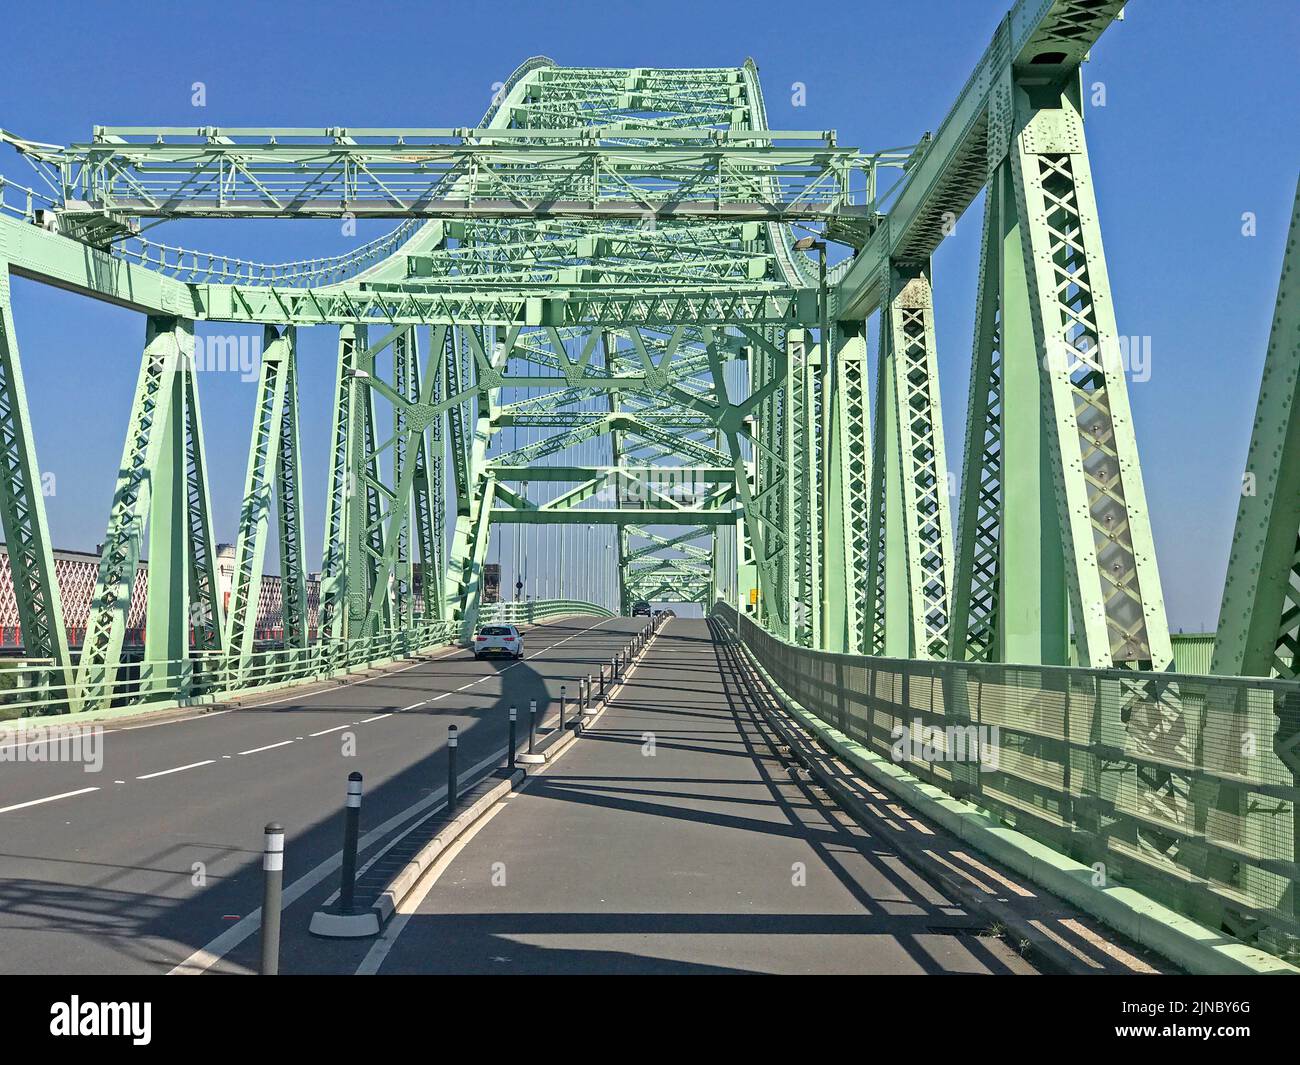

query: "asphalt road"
(353, 618), (1039, 975)
(0, 615), (644, 974)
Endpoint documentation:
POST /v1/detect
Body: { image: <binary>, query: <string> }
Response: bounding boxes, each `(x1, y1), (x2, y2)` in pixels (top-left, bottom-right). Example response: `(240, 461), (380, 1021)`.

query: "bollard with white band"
(447, 724), (459, 809)
(260, 822), (284, 975)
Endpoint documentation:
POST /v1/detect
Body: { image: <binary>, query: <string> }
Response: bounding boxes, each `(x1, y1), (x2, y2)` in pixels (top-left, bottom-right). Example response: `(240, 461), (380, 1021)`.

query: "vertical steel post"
(260, 822), (284, 975)
(339, 772), (362, 913)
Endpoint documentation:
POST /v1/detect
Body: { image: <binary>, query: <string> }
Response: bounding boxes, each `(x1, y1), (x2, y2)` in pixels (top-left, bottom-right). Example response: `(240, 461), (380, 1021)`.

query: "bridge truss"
(0, 0), (1294, 696)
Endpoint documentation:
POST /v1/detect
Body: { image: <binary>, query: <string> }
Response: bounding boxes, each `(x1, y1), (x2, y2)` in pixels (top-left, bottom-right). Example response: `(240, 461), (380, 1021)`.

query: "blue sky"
(1, 0), (1296, 629)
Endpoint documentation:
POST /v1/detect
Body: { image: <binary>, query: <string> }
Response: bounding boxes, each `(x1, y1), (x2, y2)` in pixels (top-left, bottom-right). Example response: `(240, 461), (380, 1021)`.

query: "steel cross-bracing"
(0, 0), (1297, 960)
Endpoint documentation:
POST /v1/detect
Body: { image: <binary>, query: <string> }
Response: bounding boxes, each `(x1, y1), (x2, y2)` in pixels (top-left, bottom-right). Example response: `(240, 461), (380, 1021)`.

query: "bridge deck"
(365, 619), (1040, 974)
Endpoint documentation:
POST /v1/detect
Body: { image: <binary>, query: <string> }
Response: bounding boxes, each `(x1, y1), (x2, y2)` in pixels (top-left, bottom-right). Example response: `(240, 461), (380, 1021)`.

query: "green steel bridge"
(0, 0), (1296, 969)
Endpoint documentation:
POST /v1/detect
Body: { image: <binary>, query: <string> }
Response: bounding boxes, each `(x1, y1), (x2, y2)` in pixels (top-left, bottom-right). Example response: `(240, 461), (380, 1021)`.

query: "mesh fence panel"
(717, 603), (1300, 956)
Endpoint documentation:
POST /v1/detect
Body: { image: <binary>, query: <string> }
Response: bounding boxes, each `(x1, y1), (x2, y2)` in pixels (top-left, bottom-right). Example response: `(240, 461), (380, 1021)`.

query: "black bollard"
(508, 705), (517, 769)
(528, 698), (537, 754)
(339, 773), (362, 914)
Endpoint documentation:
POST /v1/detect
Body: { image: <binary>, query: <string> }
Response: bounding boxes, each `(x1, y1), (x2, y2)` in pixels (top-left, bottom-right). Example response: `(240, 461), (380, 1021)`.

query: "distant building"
(482, 562), (501, 604)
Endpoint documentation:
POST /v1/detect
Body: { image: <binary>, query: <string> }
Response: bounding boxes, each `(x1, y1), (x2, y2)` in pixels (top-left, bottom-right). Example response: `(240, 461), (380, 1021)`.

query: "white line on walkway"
(0, 786), (100, 814)
(238, 740), (295, 756)
(137, 760), (215, 780)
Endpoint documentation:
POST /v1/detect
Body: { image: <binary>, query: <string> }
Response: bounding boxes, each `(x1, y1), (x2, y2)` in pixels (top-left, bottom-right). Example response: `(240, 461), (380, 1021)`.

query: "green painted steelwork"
(718, 600), (1300, 961)
(0, 1), (1288, 791)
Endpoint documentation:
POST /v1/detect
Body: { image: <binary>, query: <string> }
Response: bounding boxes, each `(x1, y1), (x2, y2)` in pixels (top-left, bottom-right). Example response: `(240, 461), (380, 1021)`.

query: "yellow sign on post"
(748, 588), (759, 606)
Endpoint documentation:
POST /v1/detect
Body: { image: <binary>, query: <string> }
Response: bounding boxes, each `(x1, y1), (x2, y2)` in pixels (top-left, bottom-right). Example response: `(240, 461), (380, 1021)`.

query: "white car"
(473, 624), (524, 659)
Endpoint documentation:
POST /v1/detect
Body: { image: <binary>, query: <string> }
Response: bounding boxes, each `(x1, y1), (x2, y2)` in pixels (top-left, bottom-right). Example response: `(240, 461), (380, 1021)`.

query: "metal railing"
(479, 599), (615, 625)
(0, 619), (458, 722)
(715, 602), (1300, 962)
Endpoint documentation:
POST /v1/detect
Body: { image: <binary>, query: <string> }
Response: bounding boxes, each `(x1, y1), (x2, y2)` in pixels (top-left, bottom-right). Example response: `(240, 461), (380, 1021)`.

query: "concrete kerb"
(718, 618), (1300, 977)
(312, 617), (664, 938)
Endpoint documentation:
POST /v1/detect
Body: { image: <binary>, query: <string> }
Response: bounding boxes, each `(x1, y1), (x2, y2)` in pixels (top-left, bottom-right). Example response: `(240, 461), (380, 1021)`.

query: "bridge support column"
(1214, 179), (1300, 680)
(865, 263), (954, 658)
(80, 317), (205, 707)
(223, 325), (304, 683)
(0, 251), (73, 697)
(822, 323), (870, 653)
(1008, 75), (1171, 670)
(951, 161), (1068, 665)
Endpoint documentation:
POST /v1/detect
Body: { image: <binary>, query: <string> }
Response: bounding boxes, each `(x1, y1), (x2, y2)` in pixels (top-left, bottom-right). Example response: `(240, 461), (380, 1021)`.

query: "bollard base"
(517, 752), (546, 765)
(309, 907), (381, 939)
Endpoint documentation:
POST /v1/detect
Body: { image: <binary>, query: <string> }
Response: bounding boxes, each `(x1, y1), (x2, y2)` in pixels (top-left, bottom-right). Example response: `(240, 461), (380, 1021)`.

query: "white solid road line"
(0, 786), (100, 815)
(167, 745), (508, 975)
(118, 710), (233, 731)
(360, 714), (391, 723)
(237, 740), (296, 756)
(168, 618), (635, 976)
(136, 760), (216, 780)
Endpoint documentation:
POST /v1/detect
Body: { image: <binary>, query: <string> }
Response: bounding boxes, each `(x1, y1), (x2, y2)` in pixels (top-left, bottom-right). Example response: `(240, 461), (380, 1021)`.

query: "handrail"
(714, 600), (1300, 962)
(479, 599), (615, 625)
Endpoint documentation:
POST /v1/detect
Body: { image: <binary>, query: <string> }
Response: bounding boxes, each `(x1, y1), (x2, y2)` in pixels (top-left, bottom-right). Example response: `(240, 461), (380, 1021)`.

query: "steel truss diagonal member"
(224, 325), (306, 683)
(0, 246), (74, 699)
(1010, 75), (1171, 671)
(78, 317), (218, 707)
(865, 262), (954, 659)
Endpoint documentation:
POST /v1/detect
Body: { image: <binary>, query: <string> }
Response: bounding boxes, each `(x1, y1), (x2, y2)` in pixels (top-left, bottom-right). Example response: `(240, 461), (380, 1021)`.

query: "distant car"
(473, 624), (524, 659)
(661, 609), (676, 618)
(631, 600), (652, 617)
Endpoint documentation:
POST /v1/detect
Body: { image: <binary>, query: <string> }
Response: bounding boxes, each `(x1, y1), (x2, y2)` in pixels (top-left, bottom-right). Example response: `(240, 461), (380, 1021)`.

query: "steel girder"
(6, 126), (906, 226)
(78, 316), (222, 706)
(950, 160), (1068, 666)
(1008, 78), (1171, 670)
(223, 326), (306, 683)
(1214, 179), (1300, 680)
(0, 0), (1216, 700)
(0, 239), (73, 692)
(821, 325), (871, 652)
(947, 69), (1172, 671)
(863, 263), (955, 658)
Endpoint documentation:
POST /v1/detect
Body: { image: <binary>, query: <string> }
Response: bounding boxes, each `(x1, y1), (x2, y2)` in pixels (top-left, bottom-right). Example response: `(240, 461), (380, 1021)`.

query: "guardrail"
(0, 619), (458, 722)
(479, 599), (616, 625)
(714, 601), (1300, 962)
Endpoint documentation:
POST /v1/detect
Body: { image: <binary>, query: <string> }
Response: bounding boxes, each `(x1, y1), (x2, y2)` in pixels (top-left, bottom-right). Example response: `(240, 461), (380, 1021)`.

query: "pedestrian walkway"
(365, 618), (1039, 974)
